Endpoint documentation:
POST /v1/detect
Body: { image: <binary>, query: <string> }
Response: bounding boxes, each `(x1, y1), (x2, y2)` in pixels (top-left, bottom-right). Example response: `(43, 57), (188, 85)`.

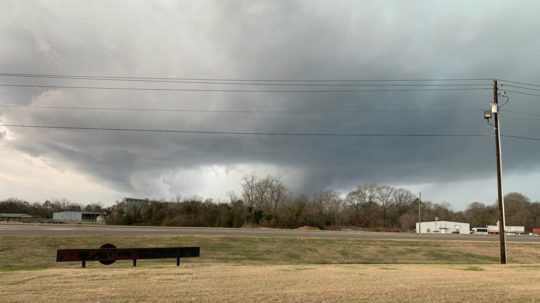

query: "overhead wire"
(0, 104), (486, 114)
(0, 83), (491, 93)
(502, 84), (540, 92)
(504, 135), (540, 142)
(0, 75), (537, 143)
(505, 90), (540, 97)
(0, 123), (490, 138)
(500, 79), (540, 88)
(503, 110), (540, 120)
(3, 123), (538, 143)
(0, 72), (493, 84)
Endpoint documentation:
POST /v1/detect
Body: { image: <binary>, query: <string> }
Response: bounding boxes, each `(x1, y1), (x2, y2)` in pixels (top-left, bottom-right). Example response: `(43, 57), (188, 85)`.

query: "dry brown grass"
(2, 264), (540, 302)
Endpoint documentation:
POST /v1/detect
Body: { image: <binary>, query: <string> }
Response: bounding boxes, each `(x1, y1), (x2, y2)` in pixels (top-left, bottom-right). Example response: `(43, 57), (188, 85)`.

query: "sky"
(1, 0), (540, 209)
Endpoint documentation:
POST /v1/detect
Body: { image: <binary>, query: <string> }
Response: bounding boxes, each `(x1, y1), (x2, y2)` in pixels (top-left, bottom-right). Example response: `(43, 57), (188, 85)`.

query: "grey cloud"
(1, 0), (540, 205)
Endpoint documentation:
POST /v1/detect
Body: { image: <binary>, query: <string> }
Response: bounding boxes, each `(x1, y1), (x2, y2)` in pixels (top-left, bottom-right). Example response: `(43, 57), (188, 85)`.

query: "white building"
(416, 221), (470, 234)
(53, 211), (104, 224)
(487, 221), (525, 235)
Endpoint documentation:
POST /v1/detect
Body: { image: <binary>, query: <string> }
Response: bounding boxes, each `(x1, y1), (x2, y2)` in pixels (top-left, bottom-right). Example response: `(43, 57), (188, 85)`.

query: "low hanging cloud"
(1, 0), (540, 205)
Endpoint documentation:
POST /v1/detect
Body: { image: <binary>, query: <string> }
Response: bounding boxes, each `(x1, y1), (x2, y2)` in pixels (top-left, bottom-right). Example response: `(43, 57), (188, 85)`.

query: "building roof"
(418, 220), (469, 224)
(0, 213), (33, 218)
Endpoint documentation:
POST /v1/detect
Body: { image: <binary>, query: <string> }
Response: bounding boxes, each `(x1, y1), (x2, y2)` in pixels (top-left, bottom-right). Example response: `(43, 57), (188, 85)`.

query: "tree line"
(0, 198), (104, 219)
(2, 175), (540, 231)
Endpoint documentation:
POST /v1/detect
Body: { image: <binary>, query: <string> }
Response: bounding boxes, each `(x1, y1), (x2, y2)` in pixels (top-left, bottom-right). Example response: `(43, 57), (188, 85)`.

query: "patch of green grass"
(422, 249), (498, 264)
(1, 234), (540, 271)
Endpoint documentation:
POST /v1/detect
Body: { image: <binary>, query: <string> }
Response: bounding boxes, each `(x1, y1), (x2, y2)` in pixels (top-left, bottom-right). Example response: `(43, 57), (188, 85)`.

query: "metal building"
(487, 221), (525, 235)
(52, 211), (104, 224)
(416, 220), (470, 234)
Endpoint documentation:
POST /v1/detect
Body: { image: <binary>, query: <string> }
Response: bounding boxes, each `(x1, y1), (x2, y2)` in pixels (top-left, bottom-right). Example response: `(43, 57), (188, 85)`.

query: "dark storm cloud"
(1, 0), (540, 200)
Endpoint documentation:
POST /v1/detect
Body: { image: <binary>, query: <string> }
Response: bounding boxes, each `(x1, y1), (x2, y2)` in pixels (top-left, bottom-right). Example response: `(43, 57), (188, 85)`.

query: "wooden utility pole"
(418, 192), (422, 226)
(418, 192), (422, 233)
(493, 79), (507, 264)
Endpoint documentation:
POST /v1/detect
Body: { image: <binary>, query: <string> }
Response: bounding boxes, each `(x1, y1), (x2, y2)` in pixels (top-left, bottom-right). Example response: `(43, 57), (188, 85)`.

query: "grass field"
(2, 264), (540, 302)
(4, 234), (540, 271)
(2, 233), (540, 302)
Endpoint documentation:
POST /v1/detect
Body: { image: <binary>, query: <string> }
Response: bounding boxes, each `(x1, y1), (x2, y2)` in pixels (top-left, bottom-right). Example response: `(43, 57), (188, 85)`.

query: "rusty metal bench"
(56, 243), (200, 268)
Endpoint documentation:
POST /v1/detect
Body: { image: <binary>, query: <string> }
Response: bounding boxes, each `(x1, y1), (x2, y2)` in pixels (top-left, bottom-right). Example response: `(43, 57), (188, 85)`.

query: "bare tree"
(375, 185), (394, 228)
(241, 175), (258, 209)
(346, 184), (395, 227)
(312, 191), (343, 227)
(241, 175), (288, 225)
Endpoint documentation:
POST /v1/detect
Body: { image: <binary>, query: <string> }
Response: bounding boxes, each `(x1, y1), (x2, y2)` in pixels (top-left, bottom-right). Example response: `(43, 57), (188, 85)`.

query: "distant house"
(0, 213), (33, 222)
(52, 211), (105, 224)
(416, 220), (470, 234)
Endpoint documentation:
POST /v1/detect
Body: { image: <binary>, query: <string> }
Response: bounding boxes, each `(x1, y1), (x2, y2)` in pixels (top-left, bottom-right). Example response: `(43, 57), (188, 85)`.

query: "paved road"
(1, 223), (539, 242)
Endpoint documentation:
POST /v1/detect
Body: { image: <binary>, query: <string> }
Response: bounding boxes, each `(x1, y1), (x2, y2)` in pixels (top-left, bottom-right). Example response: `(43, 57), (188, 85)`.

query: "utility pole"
(417, 192), (422, 234)
(492, 79), (508, 264)
(418, 192), (422, 221)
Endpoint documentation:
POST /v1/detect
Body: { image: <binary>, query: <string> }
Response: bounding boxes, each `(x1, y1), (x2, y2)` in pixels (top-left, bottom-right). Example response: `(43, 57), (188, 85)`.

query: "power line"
(503, 84), (540, 92)
(0, 123), (490, 138)
(0, 79), (490, 89)
(503, 110), (540, 121)
(504, 135), (540, 142)
(0, 104), (485, 114)
(505, 90), (540, 97)
(0, 83), (491, 93)
(4, 122), (536, 142)
(0, 72), (493, 83)
(0, 104), (261, 114)
(500, 79), (540, 88)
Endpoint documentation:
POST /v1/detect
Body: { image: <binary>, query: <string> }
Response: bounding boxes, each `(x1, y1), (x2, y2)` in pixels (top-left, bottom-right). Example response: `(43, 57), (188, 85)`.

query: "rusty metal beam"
(56, 246), (200, 267)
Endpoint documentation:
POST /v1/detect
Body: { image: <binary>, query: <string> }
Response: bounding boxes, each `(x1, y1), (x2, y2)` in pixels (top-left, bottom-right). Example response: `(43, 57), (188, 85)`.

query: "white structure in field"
(52, 211), (104, 224)
(487, 221), (525, 234)
(416, 221), (470, 234)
